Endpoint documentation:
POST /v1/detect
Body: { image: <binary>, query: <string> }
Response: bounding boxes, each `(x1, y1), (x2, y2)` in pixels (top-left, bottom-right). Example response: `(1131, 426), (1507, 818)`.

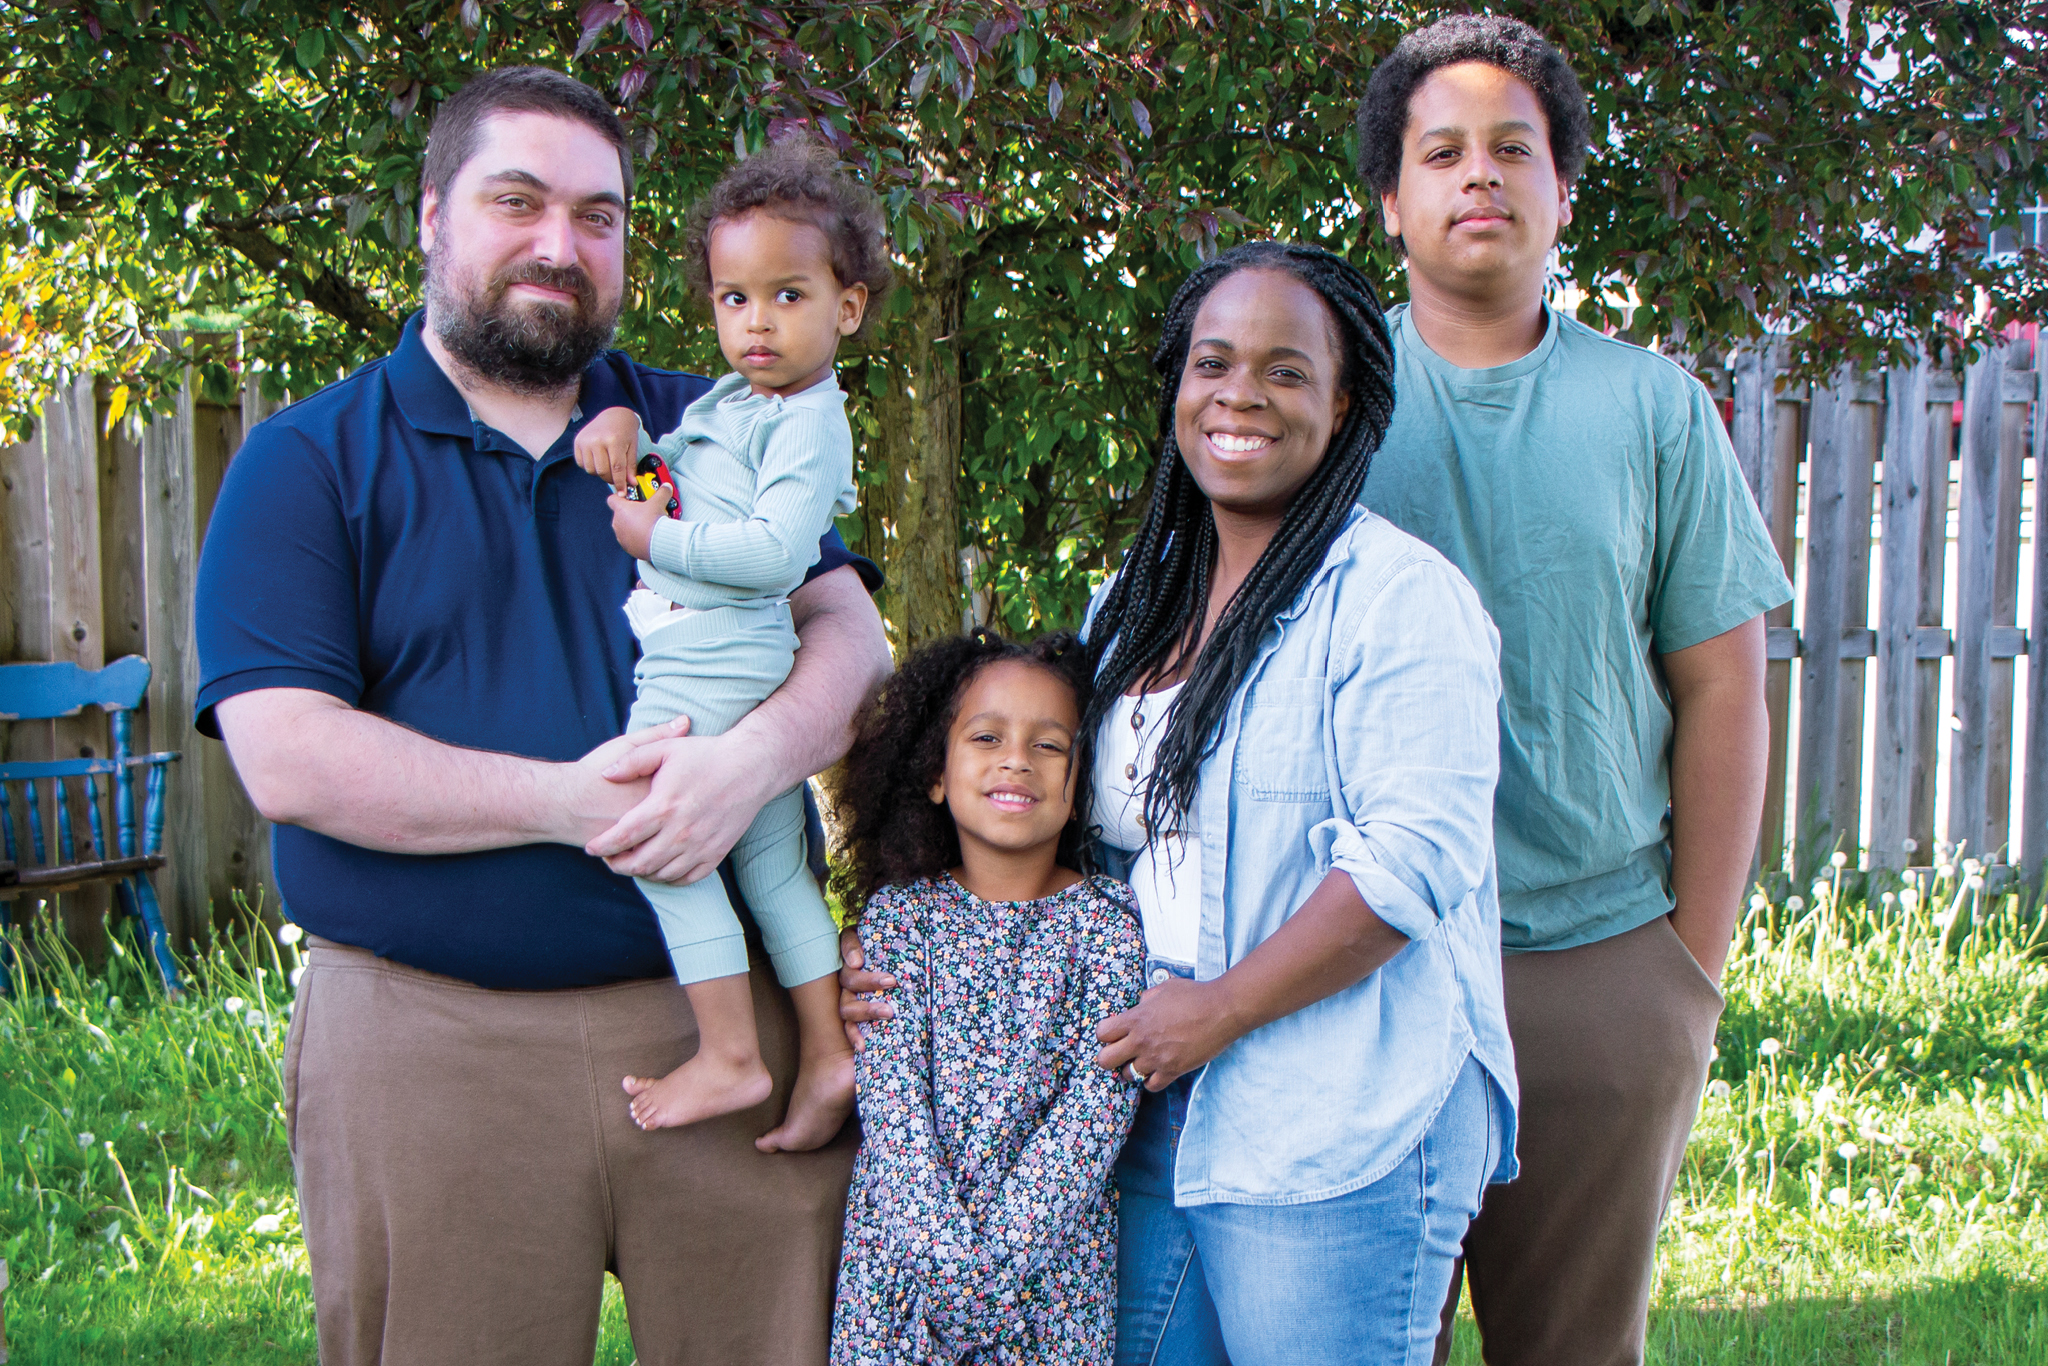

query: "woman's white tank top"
(1094, 683), (1201, 970)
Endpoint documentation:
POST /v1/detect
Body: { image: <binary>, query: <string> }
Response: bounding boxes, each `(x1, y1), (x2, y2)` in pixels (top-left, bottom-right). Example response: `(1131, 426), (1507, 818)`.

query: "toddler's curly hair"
(827, 629), (1095, 917)
(683, 134), (894, 337)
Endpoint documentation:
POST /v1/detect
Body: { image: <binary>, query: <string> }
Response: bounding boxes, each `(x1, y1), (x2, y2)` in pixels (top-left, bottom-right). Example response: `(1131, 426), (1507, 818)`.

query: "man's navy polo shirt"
(194, 312), (879, 990)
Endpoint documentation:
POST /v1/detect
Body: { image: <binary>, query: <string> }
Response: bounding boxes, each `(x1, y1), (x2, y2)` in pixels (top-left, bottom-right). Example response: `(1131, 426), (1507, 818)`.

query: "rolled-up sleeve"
(1310, 555), (1502, 943)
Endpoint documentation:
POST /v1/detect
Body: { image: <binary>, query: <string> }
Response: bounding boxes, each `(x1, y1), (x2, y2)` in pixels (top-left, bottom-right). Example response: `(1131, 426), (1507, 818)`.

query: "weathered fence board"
(1872, 355), (1945, 869)
(41, 377), (114, 957)
(2027, 360), (2048, 875)
(1949, 342), (2025, 865)
(1730, 341), (1805, 875)
(1795, 369), (1881, 863)
(191, 399), (277, 926)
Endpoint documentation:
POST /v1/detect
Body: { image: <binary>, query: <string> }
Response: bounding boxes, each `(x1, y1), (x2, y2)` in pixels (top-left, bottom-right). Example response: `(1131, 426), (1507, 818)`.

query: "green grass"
(6, 861), (2046, 1364)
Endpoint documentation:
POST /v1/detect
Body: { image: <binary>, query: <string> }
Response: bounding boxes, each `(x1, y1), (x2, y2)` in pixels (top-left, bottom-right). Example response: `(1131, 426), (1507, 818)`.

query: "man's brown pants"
(285, 938), (858, 1366)
(1433, 914), (1724, 1366)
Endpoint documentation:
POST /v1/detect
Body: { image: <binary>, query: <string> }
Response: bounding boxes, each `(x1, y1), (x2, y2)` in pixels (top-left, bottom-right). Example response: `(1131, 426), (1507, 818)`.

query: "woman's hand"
(1095, 978), (1237, 1091)
(1096, 872), (1412, 1092)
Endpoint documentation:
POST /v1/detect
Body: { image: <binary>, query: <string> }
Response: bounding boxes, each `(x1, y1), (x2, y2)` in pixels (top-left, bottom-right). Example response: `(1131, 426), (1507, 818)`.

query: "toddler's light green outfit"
(625, 370), (856, 989)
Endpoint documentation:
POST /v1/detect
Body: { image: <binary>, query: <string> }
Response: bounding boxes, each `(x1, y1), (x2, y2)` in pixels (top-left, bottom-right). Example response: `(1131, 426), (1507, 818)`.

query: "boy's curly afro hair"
(826, 629), (1095, 917)
(683, 134), (894, 338)
(1354, 15), (1589, 248)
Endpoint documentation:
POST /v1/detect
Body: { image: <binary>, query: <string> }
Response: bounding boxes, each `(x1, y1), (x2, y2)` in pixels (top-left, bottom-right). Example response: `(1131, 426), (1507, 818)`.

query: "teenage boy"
(1354, 17), (1791, 1366)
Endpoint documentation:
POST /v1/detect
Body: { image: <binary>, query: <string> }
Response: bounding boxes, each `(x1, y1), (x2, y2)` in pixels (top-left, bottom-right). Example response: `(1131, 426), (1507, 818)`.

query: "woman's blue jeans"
(1114, 1040), (1502, 1366)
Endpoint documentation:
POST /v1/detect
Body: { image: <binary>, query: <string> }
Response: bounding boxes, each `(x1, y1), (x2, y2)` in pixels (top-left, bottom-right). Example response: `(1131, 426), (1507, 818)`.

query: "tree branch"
(210, 226), (398, 341)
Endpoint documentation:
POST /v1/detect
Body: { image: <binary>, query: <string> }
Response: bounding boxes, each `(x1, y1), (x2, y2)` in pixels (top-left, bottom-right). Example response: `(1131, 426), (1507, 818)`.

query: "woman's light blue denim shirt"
(1085, 505), (1519, 1207)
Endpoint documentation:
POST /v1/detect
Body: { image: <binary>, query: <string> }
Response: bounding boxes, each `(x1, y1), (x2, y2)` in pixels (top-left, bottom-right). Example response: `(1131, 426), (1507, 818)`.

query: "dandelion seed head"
(1753, 928), (1773, 947)
(277, 923), (304, 946)
(1937, 864), (1955, 880)
(77, 1131), (94, 1148)
(1838, 1142), (1860, 1159)
(250, 1213), (283, 1235)
(1707, 1079), (1733, 1098)
(1811, 881), (1831, 900)
(1902, 837), (1919, 853)
(1831, 851), (1849, 869)
(1829, 1186), (1851, 1206)
(1749, 893), (1769, 912)
(1964, 874), (1985, 892)
(290, 965), (306, 989)
(1926, 1196), (1947, 1215)
(1786, 896), (1806, 912)
(1900, 888), (1921, 910)
(1758, 1038), (1783, 1057)
(1962, 857), (1983, 876)
(1980, 1135), (2003, 1156)
(245, 1010), (267, 1029)
(222, 996), (246, 1014)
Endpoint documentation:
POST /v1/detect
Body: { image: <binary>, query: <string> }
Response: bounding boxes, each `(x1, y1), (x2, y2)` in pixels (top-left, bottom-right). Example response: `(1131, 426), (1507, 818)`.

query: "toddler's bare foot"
(755, 1047), (856, 1153)
(622, 1053), (773, 1131)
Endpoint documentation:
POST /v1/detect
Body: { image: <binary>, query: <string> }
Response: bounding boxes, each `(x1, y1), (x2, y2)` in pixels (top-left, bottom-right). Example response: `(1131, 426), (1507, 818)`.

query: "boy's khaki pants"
(1434, 913), (1725, 1366)
(287, 935), (857, 1366)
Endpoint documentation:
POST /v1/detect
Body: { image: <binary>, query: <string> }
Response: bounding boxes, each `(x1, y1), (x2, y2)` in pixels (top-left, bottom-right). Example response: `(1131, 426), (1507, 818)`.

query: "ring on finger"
(1127, 1062), (1149, 1085)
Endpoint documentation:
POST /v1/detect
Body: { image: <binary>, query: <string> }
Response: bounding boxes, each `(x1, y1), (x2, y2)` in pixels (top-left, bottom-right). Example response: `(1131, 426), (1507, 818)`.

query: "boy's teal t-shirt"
(1365, 305), (1792, 953)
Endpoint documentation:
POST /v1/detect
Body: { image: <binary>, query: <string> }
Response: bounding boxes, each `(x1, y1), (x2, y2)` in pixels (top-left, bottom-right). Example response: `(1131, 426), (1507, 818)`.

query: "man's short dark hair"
(682, 135), (895, 338)
(1354, 15), (1590, 202)
(423, 66), (634, 207)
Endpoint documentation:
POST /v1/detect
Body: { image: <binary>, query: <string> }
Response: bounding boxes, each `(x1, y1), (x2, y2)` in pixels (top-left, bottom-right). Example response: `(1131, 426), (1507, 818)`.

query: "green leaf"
(294, 28), (324, 70)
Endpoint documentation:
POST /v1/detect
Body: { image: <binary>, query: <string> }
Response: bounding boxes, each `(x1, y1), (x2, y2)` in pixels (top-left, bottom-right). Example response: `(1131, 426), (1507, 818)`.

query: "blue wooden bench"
(0, 655), (182, 991)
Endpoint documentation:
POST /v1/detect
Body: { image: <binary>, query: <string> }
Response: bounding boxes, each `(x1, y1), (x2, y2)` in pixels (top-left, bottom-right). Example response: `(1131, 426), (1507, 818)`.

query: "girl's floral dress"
(831, 874), (1146, 1365)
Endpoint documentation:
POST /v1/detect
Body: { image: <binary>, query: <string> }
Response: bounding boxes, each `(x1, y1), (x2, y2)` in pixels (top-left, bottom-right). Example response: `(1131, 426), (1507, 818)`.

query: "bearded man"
(194, 67), (891, 1366)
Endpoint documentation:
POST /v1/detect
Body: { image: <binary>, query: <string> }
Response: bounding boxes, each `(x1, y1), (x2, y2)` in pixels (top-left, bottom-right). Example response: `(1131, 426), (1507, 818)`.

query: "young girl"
(828, 630), (1146, 1365)
(572, 136), (890, 1150)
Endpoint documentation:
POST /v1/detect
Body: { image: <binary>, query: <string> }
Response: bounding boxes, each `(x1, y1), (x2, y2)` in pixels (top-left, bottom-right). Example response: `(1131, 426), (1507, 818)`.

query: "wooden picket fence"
(1, 356), (281, 959)
(0, 331), (2043, 956)
(1702, 330), (2044, 888)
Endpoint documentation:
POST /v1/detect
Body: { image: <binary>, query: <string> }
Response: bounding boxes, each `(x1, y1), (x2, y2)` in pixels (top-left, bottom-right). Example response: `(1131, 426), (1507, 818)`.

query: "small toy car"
(626, 452), (681, 518)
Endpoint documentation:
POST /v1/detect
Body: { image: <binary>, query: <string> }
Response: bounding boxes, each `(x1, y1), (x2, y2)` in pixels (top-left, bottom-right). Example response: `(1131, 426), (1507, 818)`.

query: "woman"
(1083, 241), (1516, 1366)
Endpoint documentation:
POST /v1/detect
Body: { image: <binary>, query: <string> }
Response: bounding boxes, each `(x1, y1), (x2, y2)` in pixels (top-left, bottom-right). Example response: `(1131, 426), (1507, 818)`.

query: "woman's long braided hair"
(1081, 241), (1397, 841)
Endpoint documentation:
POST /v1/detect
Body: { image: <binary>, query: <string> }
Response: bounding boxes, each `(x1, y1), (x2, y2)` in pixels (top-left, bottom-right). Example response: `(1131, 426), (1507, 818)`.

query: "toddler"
(826, 630), (1146, 1364)
(573, 136), (890, 1150)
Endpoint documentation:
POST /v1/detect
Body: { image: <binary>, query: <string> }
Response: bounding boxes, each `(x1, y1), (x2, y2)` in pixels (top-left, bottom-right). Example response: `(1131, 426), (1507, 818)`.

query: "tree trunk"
(859, 235), (965, 656)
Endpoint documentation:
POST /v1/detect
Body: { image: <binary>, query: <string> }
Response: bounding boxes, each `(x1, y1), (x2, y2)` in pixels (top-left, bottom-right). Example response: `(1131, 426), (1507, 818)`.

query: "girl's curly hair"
(682, 134), (894, 337)
(827, 629), (1095, 916)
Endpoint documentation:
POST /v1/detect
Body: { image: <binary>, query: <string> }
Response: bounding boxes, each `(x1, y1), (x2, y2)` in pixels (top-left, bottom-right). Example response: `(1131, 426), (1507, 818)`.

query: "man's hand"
(608, 486), (671, 563)
(1095, 978), (1235, 1092)
(574, 405), (645, 489)
(837, 926), (897, 1052)
(585, 724), (773, 884)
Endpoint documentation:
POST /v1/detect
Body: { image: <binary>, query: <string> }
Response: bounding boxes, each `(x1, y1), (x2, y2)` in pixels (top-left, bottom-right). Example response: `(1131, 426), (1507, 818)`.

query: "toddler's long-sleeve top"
(832, 875), (1145, 1366)
(636, 371), (858, 611)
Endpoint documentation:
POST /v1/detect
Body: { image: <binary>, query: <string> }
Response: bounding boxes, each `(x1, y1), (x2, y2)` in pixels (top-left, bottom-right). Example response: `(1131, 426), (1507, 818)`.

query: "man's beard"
(424, 239), (621, 394)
